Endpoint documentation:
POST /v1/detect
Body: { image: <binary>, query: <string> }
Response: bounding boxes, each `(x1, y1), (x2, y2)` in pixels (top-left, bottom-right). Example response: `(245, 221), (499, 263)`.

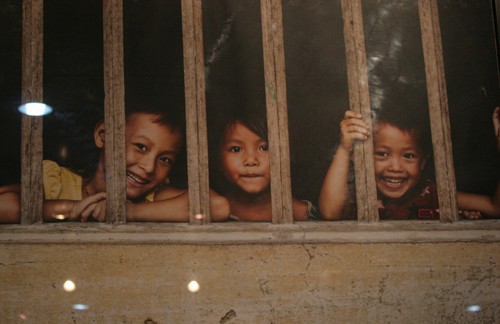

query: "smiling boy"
(319, 107), (500, 220)
(0, 105), (230, 223)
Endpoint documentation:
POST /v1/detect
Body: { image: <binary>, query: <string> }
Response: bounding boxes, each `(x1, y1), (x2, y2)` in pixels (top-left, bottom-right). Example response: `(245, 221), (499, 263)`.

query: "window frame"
(13, 0), (497, 233)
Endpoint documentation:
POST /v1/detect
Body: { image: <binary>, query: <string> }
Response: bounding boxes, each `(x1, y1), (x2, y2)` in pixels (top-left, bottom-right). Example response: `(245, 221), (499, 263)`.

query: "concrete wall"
(1, 242), (498, 323)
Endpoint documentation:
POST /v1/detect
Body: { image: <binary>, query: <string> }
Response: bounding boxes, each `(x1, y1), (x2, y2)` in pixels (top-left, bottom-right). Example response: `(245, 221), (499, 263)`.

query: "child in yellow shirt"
(0, 105), (229, 223)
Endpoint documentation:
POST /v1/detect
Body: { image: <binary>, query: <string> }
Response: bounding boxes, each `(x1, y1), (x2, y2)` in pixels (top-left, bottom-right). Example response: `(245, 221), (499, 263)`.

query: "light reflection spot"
(63, 280), (76, 292)
(18, 314), (27, 320)
(72, 304), (89, 311)
(187, 280), (200, 293)
(18, 102), (53, 116)
(194, 214), (205, 220)
(467, 305), (481, 312)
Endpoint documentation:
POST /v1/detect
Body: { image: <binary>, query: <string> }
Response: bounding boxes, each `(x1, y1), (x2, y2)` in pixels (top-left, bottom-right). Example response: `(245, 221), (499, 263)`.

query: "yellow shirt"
(43, 160), (83, 200)
(43, 160), (156, 202)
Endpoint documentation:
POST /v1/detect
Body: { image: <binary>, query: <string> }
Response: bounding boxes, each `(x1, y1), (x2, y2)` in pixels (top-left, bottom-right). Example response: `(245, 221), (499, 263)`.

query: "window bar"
(20, 0), (44, 225)
(340, 0), (379, 222)
(260, 0), (293, 224)
(103, 0), (127, 224)
(418, 0), (459, 222)
(181, 0), (211, 224)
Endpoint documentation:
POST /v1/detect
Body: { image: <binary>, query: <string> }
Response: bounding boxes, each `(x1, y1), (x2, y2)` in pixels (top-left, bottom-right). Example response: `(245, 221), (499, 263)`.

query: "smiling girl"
(215, 113), (319, 221)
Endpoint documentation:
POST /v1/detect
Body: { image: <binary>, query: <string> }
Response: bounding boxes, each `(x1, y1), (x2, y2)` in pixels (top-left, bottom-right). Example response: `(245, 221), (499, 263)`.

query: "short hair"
(372, 86), (432, 156)
(125, 95), (185, 133)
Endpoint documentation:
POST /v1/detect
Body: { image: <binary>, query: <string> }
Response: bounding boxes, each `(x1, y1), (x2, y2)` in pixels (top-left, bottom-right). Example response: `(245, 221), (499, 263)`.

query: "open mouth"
(379, 176), (407, 188)
(127, 171), (149, 185)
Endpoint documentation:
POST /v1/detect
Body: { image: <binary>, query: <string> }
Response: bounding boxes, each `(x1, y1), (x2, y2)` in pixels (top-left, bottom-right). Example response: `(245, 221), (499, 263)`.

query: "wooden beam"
(260, 0), (293, 224)
(418, 0), (459, 222)
(20, 0), (44, 224)
(103, 0), (126, 223)
(181, 0), (211, 224)
(341, 0), (379, 222)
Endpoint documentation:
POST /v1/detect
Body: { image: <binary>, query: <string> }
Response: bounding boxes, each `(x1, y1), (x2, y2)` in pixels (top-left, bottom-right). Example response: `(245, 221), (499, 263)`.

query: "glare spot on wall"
(187, 280), (200, 293)
(466, 305), (481, 312)
(63, 279), (76, 292)
(72, 304), (89, 311)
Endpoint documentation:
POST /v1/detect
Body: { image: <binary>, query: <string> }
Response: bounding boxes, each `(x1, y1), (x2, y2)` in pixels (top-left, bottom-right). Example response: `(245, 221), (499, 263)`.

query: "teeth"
(127, 172), (147, 184)
(381, 177), (406, 186)
(384, 178), (404, 184)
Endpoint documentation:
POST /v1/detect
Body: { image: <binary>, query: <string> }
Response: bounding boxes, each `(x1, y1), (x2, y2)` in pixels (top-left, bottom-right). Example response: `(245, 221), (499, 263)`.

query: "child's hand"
(69, 192), (106, 221)
(80, 198), (107, 222)
(339, 110), (370, 152)
(459, 210), (482, 220)
(493, 107), (500, 152)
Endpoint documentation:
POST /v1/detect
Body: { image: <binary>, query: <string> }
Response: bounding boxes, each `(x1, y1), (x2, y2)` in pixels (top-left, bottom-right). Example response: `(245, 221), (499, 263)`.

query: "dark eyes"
(228, 144), (268, 152)
(159, 156), (172, 165)
(229, 146), (242, 153)
(374, 151), (417, 159)
(135, 143), (173, 165)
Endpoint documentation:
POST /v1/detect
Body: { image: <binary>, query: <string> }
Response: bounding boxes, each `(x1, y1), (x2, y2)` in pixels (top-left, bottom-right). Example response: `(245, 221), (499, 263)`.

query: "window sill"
(0, 219), (498, 244)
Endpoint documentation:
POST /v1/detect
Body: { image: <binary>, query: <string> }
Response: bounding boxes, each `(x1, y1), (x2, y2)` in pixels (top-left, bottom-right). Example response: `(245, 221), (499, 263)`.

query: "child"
(319, 107), (500, 220)
(0, 105), (230, 223)
(214, 113), (320, 221)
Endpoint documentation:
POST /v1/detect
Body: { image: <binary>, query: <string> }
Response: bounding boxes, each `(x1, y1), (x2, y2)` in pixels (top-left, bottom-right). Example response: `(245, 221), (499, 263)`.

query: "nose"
(139, 154), (156, 174)
(388, 157), (403, 172)
(243, 150), (259, 167)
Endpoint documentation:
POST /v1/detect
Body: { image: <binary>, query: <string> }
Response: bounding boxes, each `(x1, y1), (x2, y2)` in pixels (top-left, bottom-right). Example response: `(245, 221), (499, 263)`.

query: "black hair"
(372, 86), (433, 157)
(125, 94), (185, 133)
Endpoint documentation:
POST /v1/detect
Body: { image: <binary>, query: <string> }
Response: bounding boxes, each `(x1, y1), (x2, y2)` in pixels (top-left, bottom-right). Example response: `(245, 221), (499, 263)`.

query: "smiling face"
(373, 122), (428, 199)
(220, 122), (270, 195)
(125, 113), (183, 199)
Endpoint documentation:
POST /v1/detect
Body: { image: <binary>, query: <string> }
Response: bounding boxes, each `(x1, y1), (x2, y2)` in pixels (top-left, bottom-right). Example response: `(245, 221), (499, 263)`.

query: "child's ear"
(94, 121), (106, 148)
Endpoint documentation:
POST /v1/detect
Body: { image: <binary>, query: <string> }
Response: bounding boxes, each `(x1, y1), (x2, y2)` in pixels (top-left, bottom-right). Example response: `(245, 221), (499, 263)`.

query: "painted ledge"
(0, 220), (498, 244)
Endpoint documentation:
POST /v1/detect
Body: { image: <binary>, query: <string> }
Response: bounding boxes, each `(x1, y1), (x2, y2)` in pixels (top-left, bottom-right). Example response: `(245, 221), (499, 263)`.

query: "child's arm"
(44, 192), (107, 222)
(126, 187), (230, 222)
(319, 111), (370, 220)
(457, 107), (500, 218)
(0, 184), (21, 223)
(457, 191), (500, 218)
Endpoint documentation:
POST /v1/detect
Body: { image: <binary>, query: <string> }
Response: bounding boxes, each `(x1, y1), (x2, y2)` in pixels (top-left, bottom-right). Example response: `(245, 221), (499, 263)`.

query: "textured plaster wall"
(0, 242), (498, 323)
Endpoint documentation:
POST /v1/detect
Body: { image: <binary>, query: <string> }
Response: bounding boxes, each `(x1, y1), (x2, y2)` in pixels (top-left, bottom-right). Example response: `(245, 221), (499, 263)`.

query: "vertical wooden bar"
(341, 0), (379, 222)
(20, 0), (44, 224)
(260, 0), (293, 224)
(103, 0), (126, 223)
(181, 0), (211, 224)
(418, 0), (459, 222)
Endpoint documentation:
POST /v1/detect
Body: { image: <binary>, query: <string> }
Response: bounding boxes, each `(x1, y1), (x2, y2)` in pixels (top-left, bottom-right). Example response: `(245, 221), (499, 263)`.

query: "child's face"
(373, 122), (427, 199)
(220, 122), (270, 195)
(125, 113), (183, 199)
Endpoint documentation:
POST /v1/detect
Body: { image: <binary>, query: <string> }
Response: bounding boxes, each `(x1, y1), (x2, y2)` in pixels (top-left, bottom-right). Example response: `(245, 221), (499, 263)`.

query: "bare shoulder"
(154, 186), (187, 201)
